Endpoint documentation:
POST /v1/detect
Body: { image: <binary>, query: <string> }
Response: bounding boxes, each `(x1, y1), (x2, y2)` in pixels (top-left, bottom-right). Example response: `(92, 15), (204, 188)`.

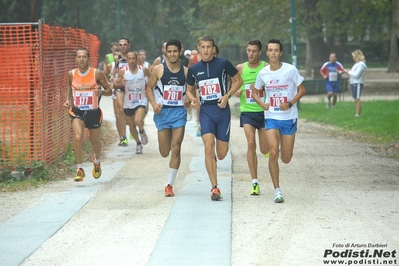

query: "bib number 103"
(270, 96), (288, 107)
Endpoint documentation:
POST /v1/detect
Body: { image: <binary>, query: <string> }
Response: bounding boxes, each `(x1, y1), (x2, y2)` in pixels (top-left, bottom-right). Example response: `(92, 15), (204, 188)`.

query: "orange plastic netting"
(0, 22), (100, 170)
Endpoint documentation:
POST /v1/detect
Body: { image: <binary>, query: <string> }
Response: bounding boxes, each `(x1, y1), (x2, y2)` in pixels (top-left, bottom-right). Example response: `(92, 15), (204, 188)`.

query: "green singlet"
(239, 61), (266, 112)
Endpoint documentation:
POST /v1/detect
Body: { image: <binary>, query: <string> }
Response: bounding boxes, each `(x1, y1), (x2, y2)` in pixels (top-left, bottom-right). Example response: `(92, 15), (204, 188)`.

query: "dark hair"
(119, 37), (130, 43)
(76, 47), (90, 57)
(199, 35), (215, 46)
(247, 38), (262, 51)
(166, 39), (182, 52)
(267, 39), (282, 52)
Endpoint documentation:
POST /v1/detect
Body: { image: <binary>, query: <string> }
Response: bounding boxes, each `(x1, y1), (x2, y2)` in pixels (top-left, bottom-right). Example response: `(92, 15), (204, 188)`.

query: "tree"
(388, 0), (399, 72)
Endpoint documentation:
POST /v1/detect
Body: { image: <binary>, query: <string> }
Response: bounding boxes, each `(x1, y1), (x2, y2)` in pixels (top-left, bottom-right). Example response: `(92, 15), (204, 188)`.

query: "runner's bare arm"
(64, 71), (73, 108)
(146, 65), (163, 114)
(235, 64), (244, 97)
(96, 70), (112, 96)
(112, 69), (125, 89)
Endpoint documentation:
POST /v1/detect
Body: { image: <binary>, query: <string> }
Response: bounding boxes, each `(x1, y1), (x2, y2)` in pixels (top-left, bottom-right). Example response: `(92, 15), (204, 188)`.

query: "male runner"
(235, 38), (269, 196)
(186, 35), (243, 201)
(146, 39), (190, 197)
(112, 37), (130, 146)
(113, 51), (151, 154)
(63, 47), (112, 182)
(319, 53), (346, 108)
(138, 49), (152, 70)
(150, 42), (167, 72)
(252, 39), (306, 203)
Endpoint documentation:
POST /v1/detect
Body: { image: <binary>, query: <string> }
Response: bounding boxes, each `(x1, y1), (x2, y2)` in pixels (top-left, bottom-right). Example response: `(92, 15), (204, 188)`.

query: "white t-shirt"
(123, 65), (148, 109)
(254, 62), (304, 120)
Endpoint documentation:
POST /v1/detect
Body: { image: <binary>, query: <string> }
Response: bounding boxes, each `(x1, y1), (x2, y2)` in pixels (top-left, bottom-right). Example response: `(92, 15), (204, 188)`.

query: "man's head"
(75, 47), (90, 69)
(266, 39), (283, 63)
(110, 42), (118, 53)
(138, 49), (147, 64)
(329, 53), (337, 63)
(118, 37), (130, 54)
(165, 39), (182, 63)
(126, 51), (138, 68)
(246, 38), (262, 63)
(198, 35), (215, 62)
(162, 42), (167, 55)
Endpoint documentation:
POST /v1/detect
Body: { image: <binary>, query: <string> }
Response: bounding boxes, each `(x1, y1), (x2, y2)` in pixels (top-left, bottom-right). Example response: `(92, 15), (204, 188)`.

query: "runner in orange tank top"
(63, 47), (112, 182)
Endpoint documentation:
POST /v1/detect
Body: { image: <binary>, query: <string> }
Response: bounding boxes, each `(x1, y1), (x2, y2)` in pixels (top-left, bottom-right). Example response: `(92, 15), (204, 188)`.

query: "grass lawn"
(299, 100), (399, 144)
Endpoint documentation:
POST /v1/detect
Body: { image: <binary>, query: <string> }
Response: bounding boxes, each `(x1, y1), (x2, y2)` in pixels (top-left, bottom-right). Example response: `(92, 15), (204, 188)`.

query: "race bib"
(329, 72), (338, 82)
(269, 91), (288, 108)
(163, 85), (184, 106)
(126, 80), (144, 104)
(245, 84), (264, 104)
(74, 91), (94, 110)
(199, 78), (222, 101)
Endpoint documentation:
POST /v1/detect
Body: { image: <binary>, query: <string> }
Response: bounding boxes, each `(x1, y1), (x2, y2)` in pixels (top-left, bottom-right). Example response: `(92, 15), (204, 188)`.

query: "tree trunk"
(387, 0), (399, 72)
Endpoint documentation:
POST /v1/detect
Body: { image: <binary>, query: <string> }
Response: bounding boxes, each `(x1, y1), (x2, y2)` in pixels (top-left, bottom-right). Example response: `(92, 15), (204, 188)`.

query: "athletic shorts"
(116, 86), (125, 94)
(351, 83), (363, 99)
(326, 82), (339, 93)
(200, 104), (231, 142)
(265, 118), (297, 135)
(124, 105), (146, 116)
(240, 112), (265, 129)
(69, 106), (102, 129)
(153, 106), (187, 130)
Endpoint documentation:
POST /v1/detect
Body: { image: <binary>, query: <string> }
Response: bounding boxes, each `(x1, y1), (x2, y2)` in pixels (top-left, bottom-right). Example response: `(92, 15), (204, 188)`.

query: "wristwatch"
(288, 102), (293, 108)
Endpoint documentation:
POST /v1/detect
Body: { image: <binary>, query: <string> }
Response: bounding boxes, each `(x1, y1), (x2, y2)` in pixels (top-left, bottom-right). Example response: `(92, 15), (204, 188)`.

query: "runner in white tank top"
(113, 51), (151, 154)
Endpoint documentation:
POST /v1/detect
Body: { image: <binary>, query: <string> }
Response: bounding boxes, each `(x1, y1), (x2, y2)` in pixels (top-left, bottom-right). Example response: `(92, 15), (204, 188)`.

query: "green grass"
(299, 100), (399, 144)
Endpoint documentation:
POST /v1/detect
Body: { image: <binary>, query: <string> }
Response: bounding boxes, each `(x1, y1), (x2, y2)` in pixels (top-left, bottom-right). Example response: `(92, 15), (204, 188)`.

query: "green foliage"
(299, 100), (399, 144)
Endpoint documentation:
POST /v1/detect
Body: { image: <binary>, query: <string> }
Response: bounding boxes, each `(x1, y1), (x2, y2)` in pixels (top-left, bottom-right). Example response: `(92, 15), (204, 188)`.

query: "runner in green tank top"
(235, 38), (269, 196)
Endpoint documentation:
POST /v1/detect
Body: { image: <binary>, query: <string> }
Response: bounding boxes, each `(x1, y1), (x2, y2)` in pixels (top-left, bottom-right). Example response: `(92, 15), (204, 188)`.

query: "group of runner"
(64, 36), (307, 203)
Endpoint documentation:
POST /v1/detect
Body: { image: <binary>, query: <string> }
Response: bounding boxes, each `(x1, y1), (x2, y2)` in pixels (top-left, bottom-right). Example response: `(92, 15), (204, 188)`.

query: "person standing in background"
(346, 50), (367, 117)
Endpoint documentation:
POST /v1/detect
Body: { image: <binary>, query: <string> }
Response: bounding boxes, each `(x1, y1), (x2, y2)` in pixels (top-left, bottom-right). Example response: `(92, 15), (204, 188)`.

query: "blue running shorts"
(265, 118), (297, 135)
(153, 107), (187, 130)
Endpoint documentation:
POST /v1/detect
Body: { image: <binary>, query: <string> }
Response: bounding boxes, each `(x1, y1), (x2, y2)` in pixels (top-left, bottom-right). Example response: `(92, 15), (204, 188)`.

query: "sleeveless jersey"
(115, 54), (128, 78)
(240, 61), (266, 112)
(154, 62), (186, 107)
(71, 67), (100, 110)
(123, 65), (148, 109)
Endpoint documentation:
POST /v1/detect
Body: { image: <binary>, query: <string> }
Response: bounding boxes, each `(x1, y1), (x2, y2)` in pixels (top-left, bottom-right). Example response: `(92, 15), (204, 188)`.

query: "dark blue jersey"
(187, 57), (238, 105)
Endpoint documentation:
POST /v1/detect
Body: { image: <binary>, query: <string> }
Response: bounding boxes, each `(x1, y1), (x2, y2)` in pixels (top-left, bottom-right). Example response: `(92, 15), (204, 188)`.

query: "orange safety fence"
(0, 20), (100, 171)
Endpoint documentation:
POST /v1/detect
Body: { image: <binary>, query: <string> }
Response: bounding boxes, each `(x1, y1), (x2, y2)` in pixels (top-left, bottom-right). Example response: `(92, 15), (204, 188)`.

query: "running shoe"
(118, 138), (128, 147)
(92, 158), (102, 179)
(165, 185), (175, 197)
(196, 126), (201, 137)
(274, 192), (284, 203)
(264, 151), (270, 158)
(326, 102), (331, 109)
(250, 183), (260, 195)
(73, 168), (85, 182)
(139, 129), (148, 145)
(136, 143), (143, 154)
(129, 133), (134, 140)
(210, 187), (223, 201)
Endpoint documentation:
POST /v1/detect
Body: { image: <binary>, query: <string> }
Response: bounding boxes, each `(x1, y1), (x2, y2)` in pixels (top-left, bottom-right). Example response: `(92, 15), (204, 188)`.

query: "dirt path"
(1, 95), (398, 265)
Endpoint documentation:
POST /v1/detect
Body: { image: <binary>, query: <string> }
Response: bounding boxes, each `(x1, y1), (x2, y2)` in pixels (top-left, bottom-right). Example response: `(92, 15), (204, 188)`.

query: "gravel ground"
(1, 88), (398, 266)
